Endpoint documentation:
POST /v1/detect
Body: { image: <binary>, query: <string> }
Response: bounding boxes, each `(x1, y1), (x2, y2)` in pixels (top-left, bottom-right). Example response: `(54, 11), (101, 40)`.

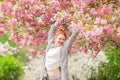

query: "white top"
(45, 46), (62, 70)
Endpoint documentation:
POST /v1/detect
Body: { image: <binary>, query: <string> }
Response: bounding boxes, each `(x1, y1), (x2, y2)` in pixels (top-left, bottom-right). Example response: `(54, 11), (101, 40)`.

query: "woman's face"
(54, 34), (66, 46)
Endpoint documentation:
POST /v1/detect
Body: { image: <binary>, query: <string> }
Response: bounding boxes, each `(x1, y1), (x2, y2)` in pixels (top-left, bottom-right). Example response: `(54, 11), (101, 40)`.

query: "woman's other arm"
(66, 31), (79, 53)
(47, 23), (57, 43)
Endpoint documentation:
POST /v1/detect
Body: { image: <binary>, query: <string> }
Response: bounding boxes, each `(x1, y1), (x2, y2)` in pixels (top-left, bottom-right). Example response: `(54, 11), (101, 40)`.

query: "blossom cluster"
(0, 0), (119, 56)
(0, 42), (18, 56)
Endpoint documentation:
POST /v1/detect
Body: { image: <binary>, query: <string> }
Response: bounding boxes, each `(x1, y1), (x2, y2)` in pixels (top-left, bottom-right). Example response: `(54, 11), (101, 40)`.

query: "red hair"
(54, 28), (67, 40)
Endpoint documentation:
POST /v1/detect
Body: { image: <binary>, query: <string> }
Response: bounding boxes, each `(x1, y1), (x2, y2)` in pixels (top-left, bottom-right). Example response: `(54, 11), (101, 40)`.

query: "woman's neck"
(53, 44), (62, 48)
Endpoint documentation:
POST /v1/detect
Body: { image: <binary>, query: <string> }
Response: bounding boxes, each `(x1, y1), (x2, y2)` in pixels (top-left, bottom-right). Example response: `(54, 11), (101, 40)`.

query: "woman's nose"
(60, 39), (64, 41)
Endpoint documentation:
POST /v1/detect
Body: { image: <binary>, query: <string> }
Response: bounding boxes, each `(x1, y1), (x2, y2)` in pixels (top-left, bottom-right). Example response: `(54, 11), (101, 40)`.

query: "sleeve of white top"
(47, 24), (57, 43)
(66, 31), (79, 53)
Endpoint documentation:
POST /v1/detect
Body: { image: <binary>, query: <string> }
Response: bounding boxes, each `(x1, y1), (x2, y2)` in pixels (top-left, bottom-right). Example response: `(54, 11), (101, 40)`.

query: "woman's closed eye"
(59, 38), (65, 41)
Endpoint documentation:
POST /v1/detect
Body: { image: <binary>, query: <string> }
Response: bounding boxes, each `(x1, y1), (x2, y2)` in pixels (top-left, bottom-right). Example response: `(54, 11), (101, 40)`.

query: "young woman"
(42, 23), (79, 80)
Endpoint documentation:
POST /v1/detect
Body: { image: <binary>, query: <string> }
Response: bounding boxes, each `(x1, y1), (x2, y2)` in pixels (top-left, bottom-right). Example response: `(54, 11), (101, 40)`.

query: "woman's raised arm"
(66, 31), (79, 53)
(47, 24), (57, 43)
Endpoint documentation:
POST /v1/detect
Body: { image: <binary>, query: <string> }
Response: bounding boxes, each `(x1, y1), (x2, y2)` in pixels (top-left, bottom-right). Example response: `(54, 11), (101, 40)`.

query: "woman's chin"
(55, 43), (63, 47)
(57, 44), (62, 46)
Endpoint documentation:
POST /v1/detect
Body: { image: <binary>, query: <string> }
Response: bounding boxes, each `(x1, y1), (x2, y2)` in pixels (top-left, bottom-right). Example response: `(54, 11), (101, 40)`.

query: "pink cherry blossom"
(30, 50), (37, 56)
(103, 24), (113, 36)
(91, 0), (98, 5)
(114, 33), (120, 45)
(0, 0), (119, 56)
(101, 19), (107, 25)
(71, 21), (83, 32)
(90, 8), (96, 15)
(94, 17), (101, 25)
(117, 28), (120, 33)
(6, 19), (18, 27)
(102, 5), (114, 15)
(51, 0), (61, 10)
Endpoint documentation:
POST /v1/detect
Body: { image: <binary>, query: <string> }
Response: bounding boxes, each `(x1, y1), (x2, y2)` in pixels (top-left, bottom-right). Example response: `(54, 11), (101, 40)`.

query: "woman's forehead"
(57, 34), (65, 38)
